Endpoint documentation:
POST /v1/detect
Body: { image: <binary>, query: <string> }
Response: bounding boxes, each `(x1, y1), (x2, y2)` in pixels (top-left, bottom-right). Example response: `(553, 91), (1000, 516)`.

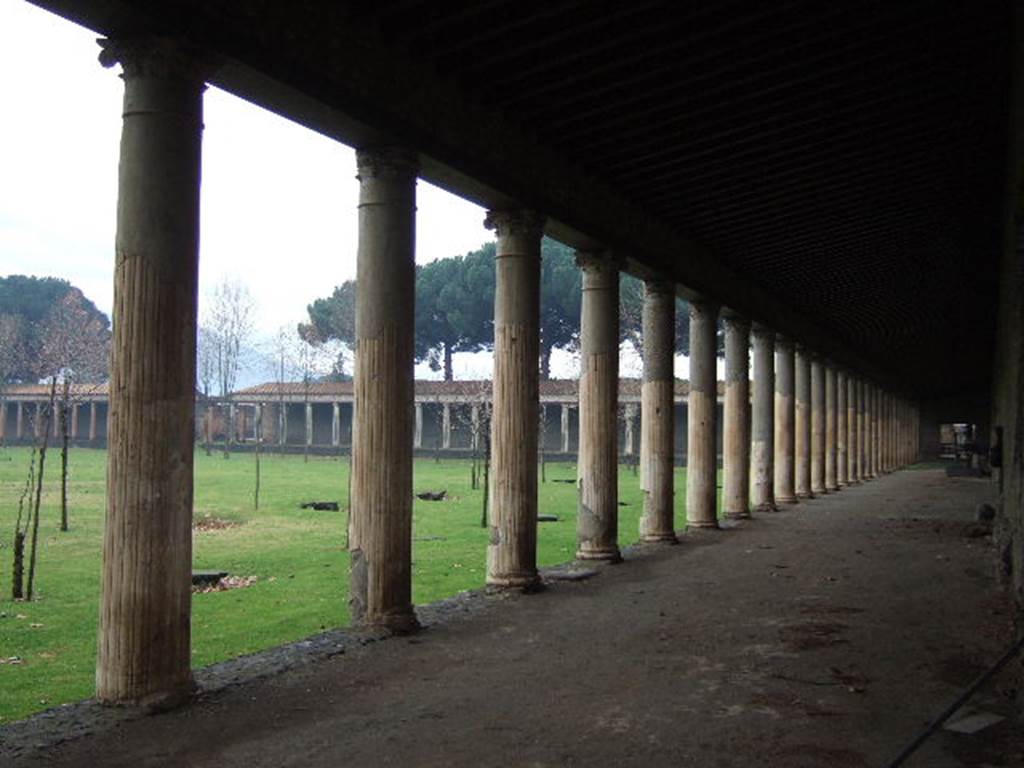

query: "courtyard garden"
(0, 446), (696, 723)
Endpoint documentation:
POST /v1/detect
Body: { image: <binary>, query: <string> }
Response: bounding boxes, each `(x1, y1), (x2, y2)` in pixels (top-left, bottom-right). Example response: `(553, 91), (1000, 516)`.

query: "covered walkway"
(6, 468), (1017, 767)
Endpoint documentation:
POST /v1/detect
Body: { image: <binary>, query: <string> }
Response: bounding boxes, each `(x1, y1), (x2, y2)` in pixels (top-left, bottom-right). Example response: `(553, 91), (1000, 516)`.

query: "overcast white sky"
(0, 1), (709, 382)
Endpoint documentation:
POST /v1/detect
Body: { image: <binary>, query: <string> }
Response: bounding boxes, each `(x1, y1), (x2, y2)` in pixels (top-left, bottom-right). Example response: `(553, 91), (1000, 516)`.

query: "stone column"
(444, 403), (456, 450)
(0, 401), (5, 442)
(95, 38), (206, 706)
(576, 251), (623, 558)
(16, 401), (24, 439)
(485, 209), (544, 586)
(332, 402), (341, 446)
(349, 147), (419, 633)
(773, 337), (797, 504)
(623, 403), (638, 456)
(89, 401), (97, 442)
(560, 403), (570, 454)
(853, 379), (863, 481)
(825, 365), (839, 491)
(687, 299), (720, 528)
(414, 403), (423, 449)
(750, 325), (776, 513)
(722, 314), (751, 519)
(794, 345), (813, 498)
(279, 403), (288, 446)
(228, 403), (237, 445)
(304, 403), (313, 447)
(471, 404), (480, 451)
(866, 385), (876, 478)
(639, 279), (677, 543)
(837, 371), (848, 485)
(69, 403), (79, 440)
(810, 355), (826, 495)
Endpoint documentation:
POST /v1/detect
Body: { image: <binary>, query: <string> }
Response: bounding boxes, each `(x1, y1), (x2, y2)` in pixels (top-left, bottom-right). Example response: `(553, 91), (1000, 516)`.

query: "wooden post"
(686, 299), (720, 528)
(773, 337), (797, 503)
(95, 37), (206, 706)
(794, 345), (813, 498)
(723, 314), (751, 519)
(484, 210), (544, 587)
(639, 279), (677, 543)
(576, 251), (623, 559)
(349, 147), (419, 633)
(810, 356), (826, 495)
(750, 325), (776, 513)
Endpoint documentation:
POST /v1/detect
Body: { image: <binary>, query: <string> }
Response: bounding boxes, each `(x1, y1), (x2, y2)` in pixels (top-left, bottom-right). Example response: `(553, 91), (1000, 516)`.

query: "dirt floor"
(4, 468), (1022, 767)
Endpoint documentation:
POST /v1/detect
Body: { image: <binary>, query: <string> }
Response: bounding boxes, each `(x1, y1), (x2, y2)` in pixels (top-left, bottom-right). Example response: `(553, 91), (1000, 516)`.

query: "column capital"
(574, 249), (622, 273)
(355, 147), (419, 182)
(688, 297), (721, 319)
(774, 334), (795, 351)
(643, 278), (675, 297)
(751, 323), (775, 341)
(98, 36), (215, 82)
(721, 312), (751, 333)
(483, 209), (545, 239)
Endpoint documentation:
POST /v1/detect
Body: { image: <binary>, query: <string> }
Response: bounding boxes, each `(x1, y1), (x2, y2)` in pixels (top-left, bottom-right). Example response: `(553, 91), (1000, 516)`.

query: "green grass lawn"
(0, 445), (697, 723)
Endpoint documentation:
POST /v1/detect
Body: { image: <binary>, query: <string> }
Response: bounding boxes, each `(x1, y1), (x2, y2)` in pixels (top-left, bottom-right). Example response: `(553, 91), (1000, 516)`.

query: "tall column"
(810, 355), (826, 496)
(837, 370), (848, 486)
(773, 337), (797, 504)
(349, 147), (419, 633)
(441, 403), (452, 450)
(414, 403), (423, 449)
(16, 401), (24, 439)
(576, 251), (622, 558)
(723, 314), (751, 519)
(70, 402), (80, 440)
(825, 364), (838, 491)
(560, 403), (570, 453)
(794, 345), (813, 498)
(623, 403), (638, 456)
(89, 401), (97, 442)
(639, 280), (677, 542)
(331, 402), (341, 446)
(854, 379), (865, 481)
(687, 299), (720, 528)
(750, 325), (776, 513)
(866, 385), (876, 478)
(96, 38), (205, 705)
(304, 403), (313, 447)
(485, 210), (544, 586)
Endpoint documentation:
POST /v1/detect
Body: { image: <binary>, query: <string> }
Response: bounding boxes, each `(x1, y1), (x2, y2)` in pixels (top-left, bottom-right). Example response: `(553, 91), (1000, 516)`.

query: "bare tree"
(204, 279), (256, 458)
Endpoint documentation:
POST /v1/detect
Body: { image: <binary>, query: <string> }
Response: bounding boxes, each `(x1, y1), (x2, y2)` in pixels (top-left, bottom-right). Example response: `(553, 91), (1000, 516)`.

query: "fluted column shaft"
(350, 147), (419, 633)
(866, 384), (877, 478)
(96, 38), (205, 705)
(486, 210), (544, 587)
(639, 280), (678, 543)
(825, 365), (838, 491)
(773, 338), (797, 503)
(856, 379), (866, 481)
(576, 252), (622, 560)
(794, 346), (813, 498)
(687, 300), (720, 528)
(810, 356), (827, 495)
(750, 326), (776, 512)
(837, 371), (848, 485)
(723, 315), (751, 519)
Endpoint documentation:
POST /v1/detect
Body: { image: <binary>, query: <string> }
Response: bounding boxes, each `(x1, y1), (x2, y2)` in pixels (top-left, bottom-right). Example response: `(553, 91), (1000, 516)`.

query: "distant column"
(859, 381), (869, 480)
(773, 337), (797, 504)
(866, 385), (876, 478)
(638, 279), (677, 543)
(723, 314), (751, 520)
(16, 401), (24, 440)
(89, 401), (98, 442)
(95, 37), (206, 705)
(304, 403), (313, 446)
(228, 403), (237, 444)
(414, 403), (423, 449)
(810, 356), (826, 495)
(750, 325), (776, 513)
(687, 299), (720, 528)
(471, 404), (480, 452)
(485, 209), (544, 587)
(825, 365), (838, 491)
(837, 371), (848, 486)
(279, 403), (288, 446)
(576, 251), (623, 559)
(794, 345), (813, 499)
(69, 402), (79, 440)
(332, 402), (341, 446)
(560, 403), (570, 454)
(441, 403), (452, 450)
(349, 146), (419, 633)
(0, 401), (6, 442)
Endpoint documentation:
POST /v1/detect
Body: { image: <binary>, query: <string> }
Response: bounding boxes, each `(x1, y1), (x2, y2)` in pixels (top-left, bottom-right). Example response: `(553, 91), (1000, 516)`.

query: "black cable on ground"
(885, 633), (1024, 768)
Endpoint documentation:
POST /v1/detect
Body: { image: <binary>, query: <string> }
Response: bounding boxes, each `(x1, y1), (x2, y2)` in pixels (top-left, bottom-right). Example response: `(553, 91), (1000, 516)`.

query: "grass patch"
(0, 445), (697, 723)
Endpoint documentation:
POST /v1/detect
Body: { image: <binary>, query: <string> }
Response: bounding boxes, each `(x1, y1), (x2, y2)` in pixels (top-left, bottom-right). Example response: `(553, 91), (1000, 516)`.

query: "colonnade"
(0, 399), (103, 442)
(93, 38), (924, 707)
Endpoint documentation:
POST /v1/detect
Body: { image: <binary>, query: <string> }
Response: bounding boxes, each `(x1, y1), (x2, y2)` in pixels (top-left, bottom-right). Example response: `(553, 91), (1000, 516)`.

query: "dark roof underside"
(31, 0), (1012, 401)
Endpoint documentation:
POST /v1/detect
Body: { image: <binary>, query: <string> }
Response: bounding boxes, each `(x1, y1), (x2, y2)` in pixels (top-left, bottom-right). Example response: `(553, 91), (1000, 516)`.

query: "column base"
(724, 510), (751, 520)
(811, 485), (827, 496)
(487, 571), (543, 591)
(575, 546), (623, 563)
(356, 608), (420, 636)
(796, 491), (815, 500)
(686, 520), (721, 530)
(775, 494), (798, 504)
(639, 532), (679, 545)
(98, 675), (195, 712)
(753, 502), (779, 514)
(826, 483), (841, 492)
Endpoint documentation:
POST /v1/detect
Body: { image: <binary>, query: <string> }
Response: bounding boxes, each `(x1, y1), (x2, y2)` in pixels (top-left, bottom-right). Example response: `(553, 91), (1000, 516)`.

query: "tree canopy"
(0, 276), (111, 384)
